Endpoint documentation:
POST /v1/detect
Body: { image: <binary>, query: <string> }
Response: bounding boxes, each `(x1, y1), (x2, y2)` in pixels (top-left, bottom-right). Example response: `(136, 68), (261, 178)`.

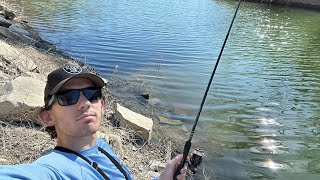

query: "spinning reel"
(188, 148), (204, 174)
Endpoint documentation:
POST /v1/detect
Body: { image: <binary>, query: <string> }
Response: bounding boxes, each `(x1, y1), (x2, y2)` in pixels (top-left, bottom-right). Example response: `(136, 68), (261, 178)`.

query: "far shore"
(240, 0), (320, 11)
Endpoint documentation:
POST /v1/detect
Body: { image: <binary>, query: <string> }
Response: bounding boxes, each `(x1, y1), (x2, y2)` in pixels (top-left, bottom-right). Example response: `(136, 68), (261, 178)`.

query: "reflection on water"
(250, 137), (285, 155)
(260, 118), (281, 126)
(5, 0), (320, 179)
(249, 118), (284, 155)
(255, 159), (286, 170)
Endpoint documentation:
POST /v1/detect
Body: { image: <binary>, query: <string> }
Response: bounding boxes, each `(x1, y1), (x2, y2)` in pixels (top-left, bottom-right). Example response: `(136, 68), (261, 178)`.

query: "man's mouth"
(76, 113), (96, 121)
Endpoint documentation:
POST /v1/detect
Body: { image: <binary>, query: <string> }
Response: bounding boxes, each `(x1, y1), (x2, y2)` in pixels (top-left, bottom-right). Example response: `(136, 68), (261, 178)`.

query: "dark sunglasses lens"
(57, 89), (80, 106)
(83, 88), (102, 101)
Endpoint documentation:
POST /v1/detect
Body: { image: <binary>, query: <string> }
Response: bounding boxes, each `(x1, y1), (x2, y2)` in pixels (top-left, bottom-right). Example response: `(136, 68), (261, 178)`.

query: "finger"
(176, 165), (187, 180)
(174, 154), (183, 163)
(171, 154), (183, 169)
(180, 166), (187, 174)
(176, 173), (186, 180)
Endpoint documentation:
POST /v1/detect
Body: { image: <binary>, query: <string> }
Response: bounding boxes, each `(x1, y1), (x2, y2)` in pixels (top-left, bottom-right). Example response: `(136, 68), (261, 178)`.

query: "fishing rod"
(174, 0), (243, 178)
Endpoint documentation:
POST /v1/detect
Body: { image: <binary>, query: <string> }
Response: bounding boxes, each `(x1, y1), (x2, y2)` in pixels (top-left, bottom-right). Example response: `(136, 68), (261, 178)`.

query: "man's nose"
(77, 91), (91, 110)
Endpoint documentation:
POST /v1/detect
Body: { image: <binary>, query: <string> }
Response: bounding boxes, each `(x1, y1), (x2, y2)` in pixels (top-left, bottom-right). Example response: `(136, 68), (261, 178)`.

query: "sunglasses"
(47, 87), (102, 107)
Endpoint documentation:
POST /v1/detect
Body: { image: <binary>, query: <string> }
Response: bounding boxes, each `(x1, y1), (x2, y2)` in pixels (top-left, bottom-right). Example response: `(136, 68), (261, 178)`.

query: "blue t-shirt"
(0, 138), (133, 180)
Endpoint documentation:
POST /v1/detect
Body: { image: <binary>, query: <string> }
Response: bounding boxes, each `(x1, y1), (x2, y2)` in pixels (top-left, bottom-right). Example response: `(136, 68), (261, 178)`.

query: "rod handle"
(174, 140), (191, 180)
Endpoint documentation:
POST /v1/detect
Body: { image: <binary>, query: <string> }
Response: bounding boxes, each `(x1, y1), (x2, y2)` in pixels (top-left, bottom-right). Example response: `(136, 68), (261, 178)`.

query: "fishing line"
(174, 0), (243, 178)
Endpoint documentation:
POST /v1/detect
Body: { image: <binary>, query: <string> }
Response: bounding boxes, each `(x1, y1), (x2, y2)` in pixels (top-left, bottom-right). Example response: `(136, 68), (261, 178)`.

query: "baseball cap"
(44, 64), (105, 108)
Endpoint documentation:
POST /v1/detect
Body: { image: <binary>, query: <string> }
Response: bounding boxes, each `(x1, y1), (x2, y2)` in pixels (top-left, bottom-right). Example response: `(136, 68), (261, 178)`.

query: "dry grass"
(103, 124), (173, 179)
(0, 121), (55, 165)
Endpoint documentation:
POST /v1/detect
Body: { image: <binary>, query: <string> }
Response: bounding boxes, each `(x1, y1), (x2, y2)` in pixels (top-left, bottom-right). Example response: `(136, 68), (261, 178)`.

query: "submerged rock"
(141, 92), (150, 100)
(3, 10), (15, 20)
(158, 116), (182, 125)
(8, 24), (30, 36)
(0, 16), (12, 28)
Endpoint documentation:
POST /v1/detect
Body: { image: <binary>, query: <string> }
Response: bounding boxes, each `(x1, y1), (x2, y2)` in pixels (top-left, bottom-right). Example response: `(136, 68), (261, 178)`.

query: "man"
(0, 64), (187, 180)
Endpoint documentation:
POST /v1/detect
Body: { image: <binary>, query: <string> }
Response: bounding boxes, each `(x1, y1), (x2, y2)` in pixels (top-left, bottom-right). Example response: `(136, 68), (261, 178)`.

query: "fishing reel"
(188, 148), (204, 174)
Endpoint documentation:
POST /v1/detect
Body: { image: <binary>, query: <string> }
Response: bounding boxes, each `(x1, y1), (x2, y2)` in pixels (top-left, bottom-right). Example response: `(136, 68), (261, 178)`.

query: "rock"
(141, 92), (150, 100)
(182, 125), (188, 132)
(0, 157), (7, 163)
(0, 16), (12, 28)
(149, 98), (161, 106)
(23, 71), (46, 81)
(8, 25), (30, 36)
(20, 34), (37, 45)
(4, 10), (15, 20)
(0, 27), (37, 46)
(0, 76), (45, 123)
(0, 26), (19, 39)
(101, 77), (108, 85)
(168, 113), (190, 121)
(0, 40), (38, 72)
(34, 41), (56, 51)
(115, 103), (153, 141)
(158, 116), (182, 125)
(149, 160), (166, 172)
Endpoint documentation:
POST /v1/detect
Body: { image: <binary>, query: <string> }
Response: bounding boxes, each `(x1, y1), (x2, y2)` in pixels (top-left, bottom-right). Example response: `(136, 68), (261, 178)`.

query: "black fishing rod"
(174, 0), (243, 178)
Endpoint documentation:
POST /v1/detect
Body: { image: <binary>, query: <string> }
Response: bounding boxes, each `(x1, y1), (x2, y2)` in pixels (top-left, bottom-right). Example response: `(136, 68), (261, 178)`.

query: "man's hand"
(158, 154), (187, 180)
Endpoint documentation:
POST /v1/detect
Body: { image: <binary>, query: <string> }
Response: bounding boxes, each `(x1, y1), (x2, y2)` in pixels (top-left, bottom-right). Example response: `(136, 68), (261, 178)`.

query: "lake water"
(7, 0), (320, 179)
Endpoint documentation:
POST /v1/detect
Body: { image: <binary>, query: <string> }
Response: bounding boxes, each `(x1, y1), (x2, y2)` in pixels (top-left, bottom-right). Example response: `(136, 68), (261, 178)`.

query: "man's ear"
(38, 108), (55, 127)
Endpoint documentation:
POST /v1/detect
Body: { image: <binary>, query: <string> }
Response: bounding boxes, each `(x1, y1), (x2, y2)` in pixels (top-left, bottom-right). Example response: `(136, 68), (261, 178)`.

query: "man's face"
(48, 77), (104, 138)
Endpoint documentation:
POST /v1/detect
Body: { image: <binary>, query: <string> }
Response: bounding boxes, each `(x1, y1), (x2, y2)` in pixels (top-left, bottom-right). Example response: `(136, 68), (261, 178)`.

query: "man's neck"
(56, 133), (98, 152)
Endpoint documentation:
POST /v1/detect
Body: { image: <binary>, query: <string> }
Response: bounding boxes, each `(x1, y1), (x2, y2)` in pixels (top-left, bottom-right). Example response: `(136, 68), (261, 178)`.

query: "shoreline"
(240, 0), (320, 11)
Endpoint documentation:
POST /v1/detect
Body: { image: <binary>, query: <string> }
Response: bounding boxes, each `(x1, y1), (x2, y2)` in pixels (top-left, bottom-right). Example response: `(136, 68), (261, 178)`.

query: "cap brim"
(49, 73), (105, 95)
